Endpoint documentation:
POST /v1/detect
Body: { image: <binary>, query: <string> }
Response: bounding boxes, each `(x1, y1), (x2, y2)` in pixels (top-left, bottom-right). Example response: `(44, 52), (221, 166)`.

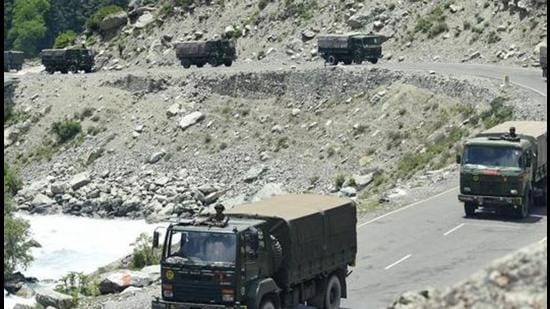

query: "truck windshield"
(165, 231), (236, 265)
(463, 146), (522, 168)
(365, 37), (380, 45)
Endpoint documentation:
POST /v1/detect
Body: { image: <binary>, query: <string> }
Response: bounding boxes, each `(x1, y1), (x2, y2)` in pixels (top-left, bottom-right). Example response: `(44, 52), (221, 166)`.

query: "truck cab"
(457, 122), (547, 218)
(349, 34), (383, 64)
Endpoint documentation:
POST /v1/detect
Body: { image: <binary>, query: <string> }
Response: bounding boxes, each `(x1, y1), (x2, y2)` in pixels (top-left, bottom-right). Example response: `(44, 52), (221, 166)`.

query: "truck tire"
(343, 59), (352, 65)
(181, 59), (191, 69)
(224, 59), (232, 67)
(60, 68), (68, 74)
(46, 67), (55, 74)
(324, 275), (342, 309)
(353, 57), (363, 64)
(327, 55), (337, 66)
(369, 58), (378, 64)
(209, 57), (219, 67)
(514, 190), (531, 219)
(197, 62), (205, 68)
(464, 202), (476, 217)
(84, 67), (92, 73)
(69, 65), (78, 74)
(259, 295), (279, 309)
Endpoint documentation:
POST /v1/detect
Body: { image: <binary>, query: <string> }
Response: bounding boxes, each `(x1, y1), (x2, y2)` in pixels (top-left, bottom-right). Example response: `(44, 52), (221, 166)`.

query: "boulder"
(134, 12), (154, 29)
(31, 194), (55, 208)
(99, 270), (153, 294)
(243, 166), (268, 183)
(140, 265), (161, 281)
(224, 25), (235, 37)
(148, 151), (166, 163)
(35, 287), (74, 309)
(100, 11), (128, 32)
(301, 30), (316, 42)
(50, 182), (66, 195)
(352, 173), (374, 189)
(251, 183), (286, 202)
(339, 186), (357, 197)
(166, 103), (180, 117)
(347, 13), (370, 29)
(179, 112), (205, 130)
(69, 172), (91, 190)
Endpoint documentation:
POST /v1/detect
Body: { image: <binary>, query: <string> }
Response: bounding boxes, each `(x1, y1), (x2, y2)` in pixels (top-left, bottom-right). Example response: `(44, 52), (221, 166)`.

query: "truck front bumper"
(458, 194), (523, 207)
(152, 299), (246, 309)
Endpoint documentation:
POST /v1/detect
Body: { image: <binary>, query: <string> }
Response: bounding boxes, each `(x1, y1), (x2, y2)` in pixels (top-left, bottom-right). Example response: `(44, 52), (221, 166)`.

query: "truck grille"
(463, 175), (520, 196)
(172, 283), (222, 303)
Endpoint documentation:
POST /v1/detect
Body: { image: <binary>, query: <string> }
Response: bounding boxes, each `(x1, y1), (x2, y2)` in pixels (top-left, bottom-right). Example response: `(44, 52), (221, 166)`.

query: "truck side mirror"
(153, 231), (160, 249)
(456, 154), (462, 164)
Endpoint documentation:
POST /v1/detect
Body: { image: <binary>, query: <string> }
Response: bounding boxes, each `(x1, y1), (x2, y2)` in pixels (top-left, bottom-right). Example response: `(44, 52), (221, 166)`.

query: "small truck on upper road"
(541, 45), (547, 79)
(40, 48), (95, 74)
(4, 50), (24, 72)
(175, 39), (237, 68)
(317, 33), (383, 65)
(456, 121), (547, 218)
(151, 194), (357, 309)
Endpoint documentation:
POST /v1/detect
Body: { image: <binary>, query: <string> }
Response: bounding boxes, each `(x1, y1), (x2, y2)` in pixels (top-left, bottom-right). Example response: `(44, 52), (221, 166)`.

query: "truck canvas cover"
(317, 35), (350, 49)
(227, 194), (357, 286)
(175, 41), (209, 57)
(476, 121), (547, 166)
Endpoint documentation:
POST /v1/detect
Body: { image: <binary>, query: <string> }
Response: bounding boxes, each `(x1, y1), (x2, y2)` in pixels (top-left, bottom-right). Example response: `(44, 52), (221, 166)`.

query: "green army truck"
(175, 40), (237, 68)
(317, 33), (383, 65)
(40, 48), (94, 74)
(456, 121), (547, 218)
(151, 194), (357, 309)
(4, 51), (24, 72)
(541, 45), (547, 79)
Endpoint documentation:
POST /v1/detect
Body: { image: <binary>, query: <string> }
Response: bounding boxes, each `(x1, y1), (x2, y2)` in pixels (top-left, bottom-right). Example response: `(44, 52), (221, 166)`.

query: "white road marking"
(443, 223), (465, 236)
(510, 81), (547, 98)
(466, 222), (522, 229)
(358, 187), (458, 228)
(540, 236), (547, 243)
(529, 214), (545, 218)
(384, 254), (412, 270)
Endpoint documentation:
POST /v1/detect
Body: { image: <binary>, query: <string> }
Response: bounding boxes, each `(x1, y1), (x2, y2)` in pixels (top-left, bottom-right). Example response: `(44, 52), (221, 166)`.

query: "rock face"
(69, 172), (91, 190)
(100, 11), (128, 32)
(99, 270), (154, 294)
(35, 287), (74, 309)
(388, 241), (547, 308)
(134, 12), (154, 29)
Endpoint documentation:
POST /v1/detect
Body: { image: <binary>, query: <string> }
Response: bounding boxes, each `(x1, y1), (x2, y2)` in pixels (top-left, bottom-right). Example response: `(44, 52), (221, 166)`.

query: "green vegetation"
(414, 6), (448, 38)
(53, 30), (77, 48)
(397, 127), (467, 178)
(258, 0), (270, 10)
(334, 174), (346, 189)
(86, 5), (123, 32)
(480, 97), (513, 129)
(51, 119), (82, 144)
(131, 233), (161, 269)
(7, 0), (50, 56)
(55, 272), (100, 305)
(283, 0), (318, 20)
(486, 31), (501, 44)
(4, 167), (33, 280)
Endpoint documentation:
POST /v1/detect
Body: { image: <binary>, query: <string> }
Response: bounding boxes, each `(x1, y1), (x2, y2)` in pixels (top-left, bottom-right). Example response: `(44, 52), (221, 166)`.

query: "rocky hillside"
(85, 0), (547, 71)
(5, 65), (539, 222)
(389, 240), (547, 308)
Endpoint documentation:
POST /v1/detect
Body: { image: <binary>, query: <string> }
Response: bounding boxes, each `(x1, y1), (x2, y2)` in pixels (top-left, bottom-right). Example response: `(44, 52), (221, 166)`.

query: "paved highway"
(342, 63), (547, 308)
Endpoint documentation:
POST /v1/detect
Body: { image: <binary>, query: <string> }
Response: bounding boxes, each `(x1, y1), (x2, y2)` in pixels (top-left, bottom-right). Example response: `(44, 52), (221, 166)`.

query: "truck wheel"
(515, 191), (532, 219)
(370, 58), (378, 64)
(60, 68), (68, 74)
(259, 296), (279, 309)
(327, 55), (337, 66)
(69, 65), (78, 74)
(324, 275), (342, 309)
(46, 68), (54, 74)
(209, 57), (219, 67)
(224, 60), (232, 67)
(84, 67), (92, 73)
(343, 59), (352, 65)
(197, 62), (205, 68)
(464, 202), (476, 217)
(353, 57), (363, 64)
(181, 59), (191, 68)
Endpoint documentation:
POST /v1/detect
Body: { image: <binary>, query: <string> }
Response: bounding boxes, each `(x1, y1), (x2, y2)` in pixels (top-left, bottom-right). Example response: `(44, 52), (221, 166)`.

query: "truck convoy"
(151, 194), (357, 309)
(317, 33), (383, 65)
(4, 51), (24, 72)
(175, 39), (237, 68)
(541, 45), (547, 79)
(457, 121), (547, 218)
(40, 48), (95, 74)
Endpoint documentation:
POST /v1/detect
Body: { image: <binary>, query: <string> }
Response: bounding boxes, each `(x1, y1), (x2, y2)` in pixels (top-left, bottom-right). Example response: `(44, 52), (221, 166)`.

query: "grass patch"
(397, 127), (467, 178)
(131, 233), (161, 269)
(480, 97), (513, 129)
(415, 6), (447, 38)
(4, 163), (22, 195)
(51, 120), (82, 144)
(335, 174), (346, 189)
(486, 31), (501, 44)
(56, 271), (100, 304)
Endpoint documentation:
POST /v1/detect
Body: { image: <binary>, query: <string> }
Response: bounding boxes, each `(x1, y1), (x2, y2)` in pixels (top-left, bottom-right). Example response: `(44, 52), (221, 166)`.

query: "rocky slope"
(85, 0), (547, 71)
(389, 239), (547, 309)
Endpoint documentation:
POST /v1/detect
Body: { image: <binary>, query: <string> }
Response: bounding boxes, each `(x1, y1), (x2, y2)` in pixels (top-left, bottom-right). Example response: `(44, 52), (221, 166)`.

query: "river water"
(5, 213), (162, 308)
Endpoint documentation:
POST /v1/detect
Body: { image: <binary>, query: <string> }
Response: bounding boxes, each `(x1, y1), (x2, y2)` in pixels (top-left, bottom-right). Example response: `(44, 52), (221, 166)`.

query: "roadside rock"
(134, 12), (154, 29)
(35, 287), (74, 309)
(148, 150), (166, 163)
(166, 103), (180, 117)
(243, 165), (267, 183)
(100, 11), (128, 32)
(339, 186), (357, 197)
(99, 270), (153, 294)
(251, 183), (286, 202)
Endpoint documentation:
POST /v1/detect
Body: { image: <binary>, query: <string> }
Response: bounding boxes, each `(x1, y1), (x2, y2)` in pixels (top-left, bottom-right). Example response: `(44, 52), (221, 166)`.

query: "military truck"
(456, 121), (547, 218)
(317, 33), (383, 65)
(4, 51), (24, 72)
(151, 194), (357, 309)
(175, 39), (236, 68)
(541, 45), (547, 79)
(40, 48), (94, 74)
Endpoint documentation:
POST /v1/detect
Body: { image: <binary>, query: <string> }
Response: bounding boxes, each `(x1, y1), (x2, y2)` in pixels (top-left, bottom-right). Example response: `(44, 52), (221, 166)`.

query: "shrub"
(415, 6), (446, 36)
(4, 164), (22, 195)
(335, 174), (346, 189)
(486, 31), (501, 44)
(131, 233), (161, 269)
(51, 120), (81, 144)
(53, 30), (77, 49)
(258, 0), (269, 10)
(56, 272), (100, 300)
(86, 5), (123, 32)
(480, 97), (513, 129)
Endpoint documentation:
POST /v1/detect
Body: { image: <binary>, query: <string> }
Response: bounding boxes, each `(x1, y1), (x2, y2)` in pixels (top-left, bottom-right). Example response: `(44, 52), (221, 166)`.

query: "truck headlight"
(510, 189), (518, 195)
(464, 187), (471, 192)
(222, 289), (235, 302)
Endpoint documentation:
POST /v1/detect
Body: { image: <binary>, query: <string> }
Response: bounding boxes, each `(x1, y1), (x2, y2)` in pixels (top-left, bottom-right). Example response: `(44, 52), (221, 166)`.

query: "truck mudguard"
(248, 278), (281, 309)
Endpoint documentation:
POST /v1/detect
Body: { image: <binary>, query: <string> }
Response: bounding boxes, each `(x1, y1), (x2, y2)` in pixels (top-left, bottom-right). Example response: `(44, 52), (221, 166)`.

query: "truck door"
(242, 228), (262, 281)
